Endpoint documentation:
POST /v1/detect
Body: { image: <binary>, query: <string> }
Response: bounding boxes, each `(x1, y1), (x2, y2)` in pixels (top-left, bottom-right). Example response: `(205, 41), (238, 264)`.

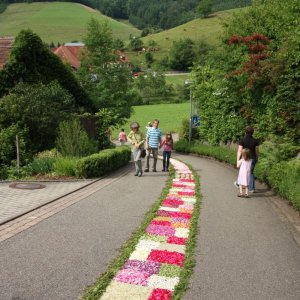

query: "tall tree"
(79, 18), (134, 127)
(0, 29), (92, 111)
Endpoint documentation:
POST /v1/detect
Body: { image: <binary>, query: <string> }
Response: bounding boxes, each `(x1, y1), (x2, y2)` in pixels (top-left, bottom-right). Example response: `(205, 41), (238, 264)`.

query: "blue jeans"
(163, 151), (171, 171)
(250, 159), (257, 191)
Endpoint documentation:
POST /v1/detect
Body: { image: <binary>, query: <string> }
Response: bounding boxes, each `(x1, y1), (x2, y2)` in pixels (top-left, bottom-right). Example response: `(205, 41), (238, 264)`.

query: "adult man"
(145, 119), (162, 172)
(236, 126), (259, 192)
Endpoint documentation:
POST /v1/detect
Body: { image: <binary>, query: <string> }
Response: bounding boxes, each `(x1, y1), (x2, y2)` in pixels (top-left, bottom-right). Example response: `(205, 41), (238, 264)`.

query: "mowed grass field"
(113, 103), (189, 138)
(165, 74), (190, 86)
(126, 8), (246, 65)
(0, 2), (140, 43)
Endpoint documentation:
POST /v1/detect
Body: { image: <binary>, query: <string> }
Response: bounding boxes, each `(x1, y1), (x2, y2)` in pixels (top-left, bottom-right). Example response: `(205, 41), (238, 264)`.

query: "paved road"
(0, 163), (168, 300)
(0, 155), (299, 300)
(174, 154), (300, 300)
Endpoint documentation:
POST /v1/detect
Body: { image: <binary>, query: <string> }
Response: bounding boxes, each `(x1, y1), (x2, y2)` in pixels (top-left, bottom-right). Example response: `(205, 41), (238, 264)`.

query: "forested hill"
(1, 0), (251, 29)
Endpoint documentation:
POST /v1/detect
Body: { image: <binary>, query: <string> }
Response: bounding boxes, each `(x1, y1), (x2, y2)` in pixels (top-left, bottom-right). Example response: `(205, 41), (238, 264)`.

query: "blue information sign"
(192, 115), (200, 127)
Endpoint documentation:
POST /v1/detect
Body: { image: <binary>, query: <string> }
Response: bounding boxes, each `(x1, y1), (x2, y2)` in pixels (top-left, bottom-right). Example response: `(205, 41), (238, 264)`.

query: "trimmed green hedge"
(174, 140), (300, 211)
(174, 140), (236, 165)
(75, 145), (131, 178)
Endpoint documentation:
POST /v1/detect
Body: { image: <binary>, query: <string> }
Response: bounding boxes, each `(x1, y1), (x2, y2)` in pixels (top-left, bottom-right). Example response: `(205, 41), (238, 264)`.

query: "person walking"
(145, 119), (162, 172)
(127, 122), (145, 177)
(118, 128), (127, 145)
(235, 126), (259, 192)
(236, 148), (252, 197)
(161, 132), (173, 172)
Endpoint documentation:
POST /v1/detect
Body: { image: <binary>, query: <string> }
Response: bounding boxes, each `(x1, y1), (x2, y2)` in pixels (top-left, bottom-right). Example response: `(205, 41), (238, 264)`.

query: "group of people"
(119, 122), (259, 195)
(119, 119), (173, 177)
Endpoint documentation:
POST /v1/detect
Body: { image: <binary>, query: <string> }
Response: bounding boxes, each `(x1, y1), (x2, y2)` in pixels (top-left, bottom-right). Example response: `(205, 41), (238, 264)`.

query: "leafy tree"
(170, 38), (196, 71)
(145, 52), (154, 67)
(0, 29), (92, 111)
(148, 39), (158, 49)
(134, 71), (174, 103)
(0, 82), (74, 152)
(130, 36), (144, 50)
(198, 0), (213, 18)
(56, 119), (97, 157)
(113, 38), (125, 50)
(192, 0), (300, 145)
(79, 19), (134, 129)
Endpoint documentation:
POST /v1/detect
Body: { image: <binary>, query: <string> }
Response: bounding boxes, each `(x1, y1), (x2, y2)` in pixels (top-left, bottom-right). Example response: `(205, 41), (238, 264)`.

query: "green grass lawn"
(0, 2), (140, 43)
(113, 103), (189, 138)
(165, 74), (190, 86)
(126, 8), (246, 66)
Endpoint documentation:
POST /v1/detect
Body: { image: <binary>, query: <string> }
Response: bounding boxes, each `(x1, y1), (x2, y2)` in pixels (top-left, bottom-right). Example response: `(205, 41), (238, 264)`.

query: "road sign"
(192, 115), (200, 127)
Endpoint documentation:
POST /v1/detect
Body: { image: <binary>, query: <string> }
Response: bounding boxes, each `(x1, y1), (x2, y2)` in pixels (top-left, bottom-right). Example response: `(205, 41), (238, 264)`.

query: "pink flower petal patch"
(167, 236), (187, 245)
(146, 224), (176, 236)
(115, 269), (151, 286)
(148, 288), (172, 300)
(147, 250), (185, 267)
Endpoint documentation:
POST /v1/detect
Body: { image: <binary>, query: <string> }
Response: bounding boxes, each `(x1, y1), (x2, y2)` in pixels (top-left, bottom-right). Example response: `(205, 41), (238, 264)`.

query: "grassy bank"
(0, 2), (140, 43)
(113, 103), (189, 138)
(174, 140), (300, 211)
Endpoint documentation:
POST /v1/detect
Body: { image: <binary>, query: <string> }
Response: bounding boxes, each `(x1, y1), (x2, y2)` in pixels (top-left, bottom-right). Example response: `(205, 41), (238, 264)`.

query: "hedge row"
(75, 146), (131, 178)
(174, 140), (300, 211)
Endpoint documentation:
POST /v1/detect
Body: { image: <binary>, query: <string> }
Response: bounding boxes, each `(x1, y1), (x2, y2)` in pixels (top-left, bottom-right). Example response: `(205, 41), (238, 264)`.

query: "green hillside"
(0, 2), (140, 43)
(126, 8), (246, 65)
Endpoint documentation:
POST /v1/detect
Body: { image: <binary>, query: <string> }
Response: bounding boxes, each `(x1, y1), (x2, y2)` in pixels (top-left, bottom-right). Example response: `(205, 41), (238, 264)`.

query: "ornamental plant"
(227, 33), (270, 89)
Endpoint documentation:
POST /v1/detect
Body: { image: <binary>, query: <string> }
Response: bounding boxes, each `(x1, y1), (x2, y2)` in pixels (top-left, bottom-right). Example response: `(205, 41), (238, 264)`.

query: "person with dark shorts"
(235, 126), (259, 193)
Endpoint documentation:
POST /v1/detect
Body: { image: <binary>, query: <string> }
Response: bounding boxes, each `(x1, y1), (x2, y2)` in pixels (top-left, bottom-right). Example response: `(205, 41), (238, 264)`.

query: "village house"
(0, 37), (14, 69)
(0, 37), (133, 73)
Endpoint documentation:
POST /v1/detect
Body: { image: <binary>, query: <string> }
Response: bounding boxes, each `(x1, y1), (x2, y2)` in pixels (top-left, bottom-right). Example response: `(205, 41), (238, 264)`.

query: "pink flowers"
(124, 260), (160, 275)
(115, 269), (150, 286)
(100, 161), (198, 299)
(149, 288), (172, 300)
(146, 224), (176, 236)
(162, 199), (184, 207)
(148, 250), (185, 267)
(158, 211), (192, 219)
(167, 236), (187, 245)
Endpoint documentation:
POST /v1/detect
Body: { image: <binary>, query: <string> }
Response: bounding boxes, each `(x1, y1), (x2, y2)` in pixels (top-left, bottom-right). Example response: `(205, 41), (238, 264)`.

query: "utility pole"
(16, 135), (20, 175)
(185, 79), (193, 144)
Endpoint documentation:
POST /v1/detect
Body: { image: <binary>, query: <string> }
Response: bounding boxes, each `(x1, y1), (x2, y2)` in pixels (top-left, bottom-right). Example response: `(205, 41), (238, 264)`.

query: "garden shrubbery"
(174, 140), (300, 210)
(75, 146), (131, 178)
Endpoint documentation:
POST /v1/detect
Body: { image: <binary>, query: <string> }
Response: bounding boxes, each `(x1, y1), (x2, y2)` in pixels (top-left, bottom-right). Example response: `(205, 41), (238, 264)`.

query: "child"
(118, 128), (127, 145)
(236, 148), (252, 197)
(161, 132), (173, 172)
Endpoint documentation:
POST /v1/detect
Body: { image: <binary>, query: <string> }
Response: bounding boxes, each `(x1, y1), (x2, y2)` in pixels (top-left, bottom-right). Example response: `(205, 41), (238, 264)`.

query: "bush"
(0, 82), (74, 152)
(174, 140), (300, 210)
(56, 119), (98, 157)
(267, 160), (300, 210)
(25, 149), (60, 176)
(28, 157), (56, 175)
(174, 140), (236, 165)
(0, 125), (29, 165)
(53, 157), (78, 177)
(76, 146), (131, 178)
(179, 118), (200, 141)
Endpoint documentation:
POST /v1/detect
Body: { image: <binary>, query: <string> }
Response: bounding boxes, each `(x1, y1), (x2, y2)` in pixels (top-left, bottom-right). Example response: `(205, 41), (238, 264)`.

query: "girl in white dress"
(237, 148), (252, 197)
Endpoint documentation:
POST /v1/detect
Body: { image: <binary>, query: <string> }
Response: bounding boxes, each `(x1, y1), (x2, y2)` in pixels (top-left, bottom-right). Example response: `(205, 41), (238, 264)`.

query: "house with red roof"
(0, 37), (14, 69)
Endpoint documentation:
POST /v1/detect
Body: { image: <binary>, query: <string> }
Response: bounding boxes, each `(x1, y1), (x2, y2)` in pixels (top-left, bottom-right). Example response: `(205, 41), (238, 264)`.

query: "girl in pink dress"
(237, 148), (252, 197)
(118, 128), (127, 145)
(161, 132), (173, 172)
